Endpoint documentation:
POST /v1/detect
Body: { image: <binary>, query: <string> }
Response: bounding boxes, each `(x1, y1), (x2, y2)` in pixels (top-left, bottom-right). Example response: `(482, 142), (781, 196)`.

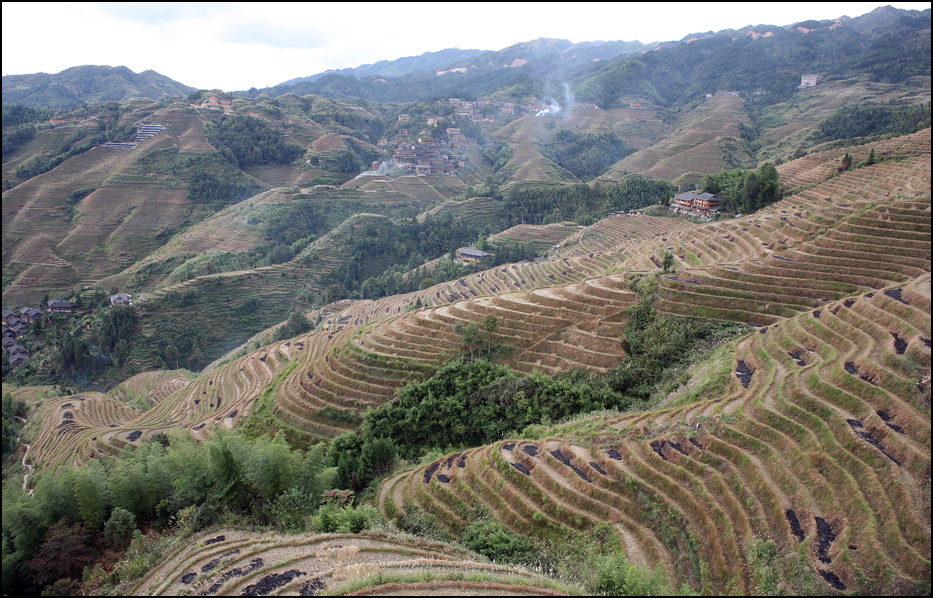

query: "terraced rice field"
(488, 222), (583, 251)
(602, 94), (750, 186)
(378, 132), (932, 594)
(132, 529), (579, 596)
(24, 132), (932, 594)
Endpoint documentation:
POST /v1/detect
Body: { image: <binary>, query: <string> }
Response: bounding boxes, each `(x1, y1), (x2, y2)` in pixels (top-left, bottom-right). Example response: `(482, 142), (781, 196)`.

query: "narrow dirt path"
(21, 443), (35, 496)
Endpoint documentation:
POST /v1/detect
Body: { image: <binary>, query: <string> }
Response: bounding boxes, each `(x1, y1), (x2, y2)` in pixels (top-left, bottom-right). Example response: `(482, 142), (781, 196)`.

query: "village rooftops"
(18, 307), (43, 321)
(458, 248), (493, 261)
(47, 299), (77, 313)
(670, 192), (722, 220)
(111, 293), (133, 306)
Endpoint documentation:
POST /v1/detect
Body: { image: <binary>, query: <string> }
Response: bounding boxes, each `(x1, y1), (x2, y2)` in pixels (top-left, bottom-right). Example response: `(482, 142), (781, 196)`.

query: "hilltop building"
(799, 74), (823, 88)
(110, 293), (133, 306)
(458, 248), (493, 263)
(670, 192), (722, 220)
(47, 299), (77, 314)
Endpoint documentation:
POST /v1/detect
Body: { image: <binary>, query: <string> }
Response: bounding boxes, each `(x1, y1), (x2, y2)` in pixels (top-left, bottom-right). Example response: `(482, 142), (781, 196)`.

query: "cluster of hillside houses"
(2, 307), (45, 369)
(385, 127), (474, 175)
(3, 294), (137, 369)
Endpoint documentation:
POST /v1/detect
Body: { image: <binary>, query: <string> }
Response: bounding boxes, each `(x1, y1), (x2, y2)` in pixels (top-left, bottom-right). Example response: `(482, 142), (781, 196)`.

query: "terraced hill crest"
(132, 529), (582, 596)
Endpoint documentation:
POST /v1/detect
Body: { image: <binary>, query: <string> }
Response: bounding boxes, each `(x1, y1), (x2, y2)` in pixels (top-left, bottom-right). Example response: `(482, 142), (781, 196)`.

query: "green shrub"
(591, 552), (688, 596)
(103, 507), (136, 547)
(311, 503), (381, 533)
(269, 487), (315, 533)
(463, 519), (538, 565)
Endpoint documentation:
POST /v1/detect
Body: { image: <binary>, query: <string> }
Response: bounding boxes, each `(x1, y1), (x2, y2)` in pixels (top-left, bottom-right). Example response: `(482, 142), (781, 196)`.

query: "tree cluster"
(205, 115), (304, 168)
(503, 177), (676, 226)
(2, 431), (334, 594)
(815, 102), (931, 142)
(187, 172), (258, 207)
(702, 162), (781, 214)
(538, 129), (634, 181)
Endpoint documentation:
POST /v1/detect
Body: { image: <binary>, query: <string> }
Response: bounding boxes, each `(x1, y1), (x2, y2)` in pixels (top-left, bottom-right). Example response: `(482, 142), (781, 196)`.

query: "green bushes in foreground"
(1, 430), (381, 595)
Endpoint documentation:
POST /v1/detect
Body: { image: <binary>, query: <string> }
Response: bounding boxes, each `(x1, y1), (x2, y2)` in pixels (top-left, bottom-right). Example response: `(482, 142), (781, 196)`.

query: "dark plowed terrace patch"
(193, 423), (206, 431)
(502, 442), (516, 451)
(606, 448), (622, 460)
(883, 288), (909, 305)
(445, 453), (460, 468)
(457, 454), (467, 468)
(650, 441), (668, 461)
(61, 403), (73, 408)
(814, 517), (836, 563)
(876, 410), (905, 433)
(424, 462), (439, 484)
(436, 473), (451, 483)
(522, 445), (538, 457)
(688, 437), (703, 449)
(126, 430), (142, 441)
(298, 577), (327, 596)
(847, 420), (902, 465)
(199, 558), (264, 596)
(667, 441), (688, 456)
(843, 298), (855, 308)
(550, 449), (592, 483)
(204, 535), (226, 545)
(818, 569), (846, 590)
(772, 254), (795, 262)
(242, 569), (306, 596)
(786, 509), (805, 542)
(922, 337), (931, 348)
(788, 351), (807, 367)
(890, 332), (907, 354)
(181, 572), (197, 584)
(511, 462), (530, 475)
(202, 550), (240, 573)
(813, 310), (821, 319)
(62, 412), (74, 419)
(590, 461), (608, 475)
(759, 327), (768, 334)
(736, 361), (753, 388)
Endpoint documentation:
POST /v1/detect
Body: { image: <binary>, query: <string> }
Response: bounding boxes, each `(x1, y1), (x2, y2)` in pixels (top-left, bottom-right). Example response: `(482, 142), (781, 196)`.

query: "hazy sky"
(2, 2), (930, 91)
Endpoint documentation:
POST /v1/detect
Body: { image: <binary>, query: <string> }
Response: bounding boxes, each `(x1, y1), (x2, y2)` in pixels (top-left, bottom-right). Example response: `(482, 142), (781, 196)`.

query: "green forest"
(538, 129), (634, 181)
(205, 115), (305, 167)
(815, 102), (931, 141)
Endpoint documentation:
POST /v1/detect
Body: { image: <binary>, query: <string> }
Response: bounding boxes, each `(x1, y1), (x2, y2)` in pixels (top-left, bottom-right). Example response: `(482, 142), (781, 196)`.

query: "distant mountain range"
(3, 5), (929, 110)
(277, 48), (487, 86)
(2, 65), (195, 109)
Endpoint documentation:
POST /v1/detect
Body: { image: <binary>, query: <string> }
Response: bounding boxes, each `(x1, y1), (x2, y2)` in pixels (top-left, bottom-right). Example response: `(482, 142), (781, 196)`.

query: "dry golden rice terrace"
(27, 130), (932, 593)
(131, 529), (580, 596)
(378, 133), (932, 594)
